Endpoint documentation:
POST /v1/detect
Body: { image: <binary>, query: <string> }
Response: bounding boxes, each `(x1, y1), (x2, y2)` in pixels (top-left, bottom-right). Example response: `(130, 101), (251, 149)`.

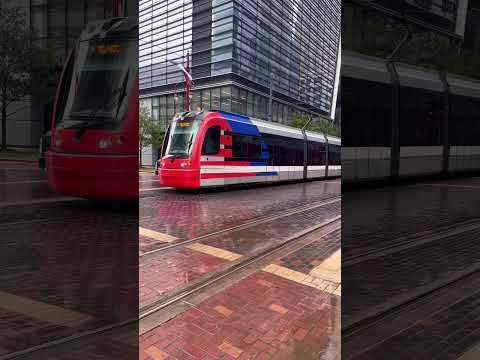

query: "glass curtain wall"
(144, 85), (316, 131)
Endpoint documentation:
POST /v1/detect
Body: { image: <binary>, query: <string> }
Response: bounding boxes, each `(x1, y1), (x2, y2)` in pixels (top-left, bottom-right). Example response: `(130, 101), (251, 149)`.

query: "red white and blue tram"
(158, 111), (340, 189)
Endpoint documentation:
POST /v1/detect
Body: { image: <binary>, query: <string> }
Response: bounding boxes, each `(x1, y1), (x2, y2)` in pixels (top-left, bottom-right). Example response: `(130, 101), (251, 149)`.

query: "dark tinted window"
(308, 140), (326, 165)
(342, 77), (392, 147)
(450, 94), (480, 146)
(262, 133), (304, 166)
(328, 144), (341, 165)
(399, 86), (443, 146)
(232, 134), (261, 159)
(202, 125), (221, 155)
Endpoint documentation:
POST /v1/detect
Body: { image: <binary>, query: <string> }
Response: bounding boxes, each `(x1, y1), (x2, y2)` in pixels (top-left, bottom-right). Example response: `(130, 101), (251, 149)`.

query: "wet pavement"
(0, 161), (62, 204)
(139, 172), (340, 247)
(140, 199), (340, 309)
(139, 175), (341, 359)
(342, 177), (480, 359)
(140, 228), (341, 360)
(0, 161), (138, 358)
(139, 178), (340, 310)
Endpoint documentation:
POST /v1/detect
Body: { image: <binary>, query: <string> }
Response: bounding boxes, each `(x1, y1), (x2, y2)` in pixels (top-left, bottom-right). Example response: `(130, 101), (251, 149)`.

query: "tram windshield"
(164, 113), (203, 157)
(56, 37), (137, 130)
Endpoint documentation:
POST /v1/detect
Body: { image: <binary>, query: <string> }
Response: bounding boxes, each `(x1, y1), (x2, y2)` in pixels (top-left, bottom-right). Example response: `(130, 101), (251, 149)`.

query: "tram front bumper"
(159, 168), (200, 189)
(46, 151), (138, 200)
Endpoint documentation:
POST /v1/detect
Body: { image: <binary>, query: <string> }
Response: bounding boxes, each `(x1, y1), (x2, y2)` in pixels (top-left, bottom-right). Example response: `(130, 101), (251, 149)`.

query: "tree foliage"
(291, 113), (341, 137)
(139, 106), (165, 150)
(0, 5), (56, 149)
(344, 17), (480, 80)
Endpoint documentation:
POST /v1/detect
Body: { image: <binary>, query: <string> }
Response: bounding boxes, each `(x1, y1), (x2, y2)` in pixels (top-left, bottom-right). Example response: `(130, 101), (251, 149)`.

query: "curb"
(0, 158), (37, 163)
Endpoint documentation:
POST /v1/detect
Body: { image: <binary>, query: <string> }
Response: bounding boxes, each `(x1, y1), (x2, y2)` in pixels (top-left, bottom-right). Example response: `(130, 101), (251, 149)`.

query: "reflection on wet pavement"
(139, 199), (340, 309)
(140, 180), (340, 247)
(343, 178), (480, 359)
(0, 161), (138, 357)
(0, 162), (61, 203)
(343, 182), (480, 257)
(14, 323), (138, 360)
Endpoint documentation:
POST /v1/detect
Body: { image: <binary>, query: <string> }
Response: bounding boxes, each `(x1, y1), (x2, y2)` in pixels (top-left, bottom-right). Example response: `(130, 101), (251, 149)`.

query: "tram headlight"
(98, 135), (124, 149)
(179, 160), (191, 168)
(98, 138), (112, 149)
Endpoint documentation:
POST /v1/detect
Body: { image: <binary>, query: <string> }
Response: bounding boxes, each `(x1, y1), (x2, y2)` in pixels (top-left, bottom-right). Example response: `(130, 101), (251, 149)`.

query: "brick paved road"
(12, 323), (138, 360)
(0, 161), (138, 357)
(344, 271), (480, 360)
(342, 179), (480, 257)
(140, 180), (340, 250)
(139, 199), (340, 309)
(343, 177), (480, 359)
(140, 228), (341, 360)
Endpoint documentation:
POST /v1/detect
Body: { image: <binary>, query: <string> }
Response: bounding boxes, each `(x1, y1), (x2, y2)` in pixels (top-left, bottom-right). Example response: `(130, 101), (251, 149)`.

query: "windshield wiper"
(186, 137), (194, 154)
(74, 87), (122, 140)
(113, 69), (130, 123)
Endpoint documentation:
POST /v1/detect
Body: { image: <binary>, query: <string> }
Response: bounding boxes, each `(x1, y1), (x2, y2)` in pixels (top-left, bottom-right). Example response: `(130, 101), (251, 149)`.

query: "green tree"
(0, 6), (56, 150)
(345, 17), (480, 80)
(291, 113), (341, 137)
(139, 106), (165, 151)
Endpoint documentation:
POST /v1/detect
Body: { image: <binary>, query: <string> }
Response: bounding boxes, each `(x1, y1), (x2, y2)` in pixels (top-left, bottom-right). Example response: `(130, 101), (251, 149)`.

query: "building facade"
(1, 0), (136, 149)
(139, 0), (341, 165)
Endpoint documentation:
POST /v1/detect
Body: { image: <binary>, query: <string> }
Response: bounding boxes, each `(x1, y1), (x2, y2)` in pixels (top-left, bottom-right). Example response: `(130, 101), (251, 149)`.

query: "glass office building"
(0, 0), (136, 148)
(139, 0), (341, 135)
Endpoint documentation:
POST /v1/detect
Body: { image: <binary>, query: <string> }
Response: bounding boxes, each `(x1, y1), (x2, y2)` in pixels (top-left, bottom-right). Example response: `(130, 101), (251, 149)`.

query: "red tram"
(45, 17), (138, 200)
(158, 111), (341, 189)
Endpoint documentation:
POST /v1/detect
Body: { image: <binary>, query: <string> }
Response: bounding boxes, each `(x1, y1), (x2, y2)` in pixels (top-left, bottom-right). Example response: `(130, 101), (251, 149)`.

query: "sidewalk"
(140, 229), (341, 360)
(0, 149), (37, 163)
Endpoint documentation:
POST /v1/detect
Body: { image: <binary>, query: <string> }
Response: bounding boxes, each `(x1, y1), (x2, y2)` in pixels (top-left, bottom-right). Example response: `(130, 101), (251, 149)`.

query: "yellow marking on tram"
(186, 243), (242, 261)
(0, 291), (93, 327)
(139, 227), (177, 243)
(309, 249), (341, 283)
(262, 264), (340, 296)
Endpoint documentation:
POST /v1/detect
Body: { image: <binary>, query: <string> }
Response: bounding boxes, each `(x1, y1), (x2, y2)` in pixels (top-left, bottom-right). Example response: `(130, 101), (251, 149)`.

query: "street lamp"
(167, 53), (193, 112)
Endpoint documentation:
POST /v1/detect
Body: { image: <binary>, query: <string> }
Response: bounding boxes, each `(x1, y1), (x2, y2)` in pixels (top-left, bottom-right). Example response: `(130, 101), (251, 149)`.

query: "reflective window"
(139, 0), (340, 118)
(202, 126), (221, 155)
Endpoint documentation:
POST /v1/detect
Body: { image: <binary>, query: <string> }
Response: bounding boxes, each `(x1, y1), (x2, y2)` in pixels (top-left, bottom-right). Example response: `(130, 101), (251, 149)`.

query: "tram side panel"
(449, 92), (480, 173)
(327, 140), (341, 177)
(254, 122), (306, 183)
(398, 84), (444, 177)
(306, 137), (327, 179)
(341, 76), (392, 182)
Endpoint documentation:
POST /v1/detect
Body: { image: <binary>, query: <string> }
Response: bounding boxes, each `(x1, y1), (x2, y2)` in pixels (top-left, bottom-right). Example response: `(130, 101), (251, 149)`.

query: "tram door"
(201, 125), (224, 185)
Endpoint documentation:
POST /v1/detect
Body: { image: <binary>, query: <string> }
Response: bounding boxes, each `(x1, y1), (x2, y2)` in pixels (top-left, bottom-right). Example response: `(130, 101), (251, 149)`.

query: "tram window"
(202, 126), (221, 155)
(232, 134), (261, 159)
(308, 141), (326, 165)
(450, 94), (480, 146)
(399, 86), (443, 146)
(160, 125), (171, 157)
(262, 133), (305, 165)
(342, 77), (392, 147)
(328, 144), (341, 165)
(55, 52), (75, 126)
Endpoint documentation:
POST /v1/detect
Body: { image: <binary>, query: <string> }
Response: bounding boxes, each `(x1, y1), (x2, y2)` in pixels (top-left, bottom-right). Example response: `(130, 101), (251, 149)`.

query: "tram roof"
(342, 50), (480, 98)
(215, 111), (340, 144)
